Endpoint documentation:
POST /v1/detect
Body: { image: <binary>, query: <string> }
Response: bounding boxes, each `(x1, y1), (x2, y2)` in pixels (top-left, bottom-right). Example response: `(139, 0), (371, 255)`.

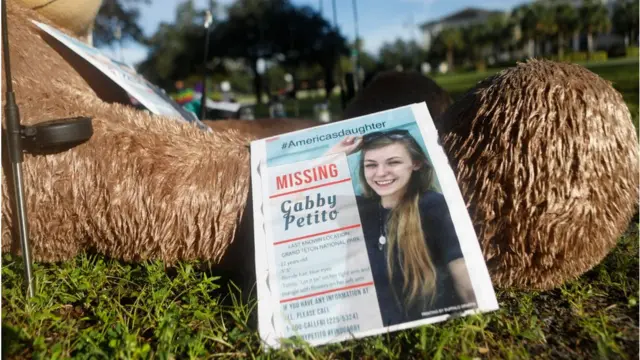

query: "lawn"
(2, 59), (638, 359)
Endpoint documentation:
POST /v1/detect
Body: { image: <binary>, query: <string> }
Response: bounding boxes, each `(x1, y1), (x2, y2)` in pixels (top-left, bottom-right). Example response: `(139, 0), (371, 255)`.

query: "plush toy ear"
(437, 59), (639, 291)
(16, 0), (102, 45)
(341, 70), (454, 124)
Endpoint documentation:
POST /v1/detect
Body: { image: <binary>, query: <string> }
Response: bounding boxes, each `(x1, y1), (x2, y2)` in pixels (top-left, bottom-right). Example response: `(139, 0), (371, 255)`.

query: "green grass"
(3, 59), (638, 359)
(3, 226), (637, 359)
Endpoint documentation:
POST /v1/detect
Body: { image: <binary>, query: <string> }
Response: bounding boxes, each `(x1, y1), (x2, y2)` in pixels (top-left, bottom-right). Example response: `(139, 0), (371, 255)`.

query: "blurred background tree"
(93, 0), (151, 47)
(612, 0), (639, 47)
(580, 0), (612, 58)
(136, 0), (219, 90)
(87, 0), (639, 111)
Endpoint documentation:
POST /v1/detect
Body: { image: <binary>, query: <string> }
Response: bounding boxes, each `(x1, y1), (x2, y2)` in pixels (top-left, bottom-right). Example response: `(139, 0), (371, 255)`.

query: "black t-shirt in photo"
(356, 190), (468, 327)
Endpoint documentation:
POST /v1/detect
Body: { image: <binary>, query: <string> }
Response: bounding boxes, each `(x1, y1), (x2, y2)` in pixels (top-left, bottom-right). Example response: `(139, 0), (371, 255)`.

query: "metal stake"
(200, 10), (213, 120)
(2, 0), (35, 298)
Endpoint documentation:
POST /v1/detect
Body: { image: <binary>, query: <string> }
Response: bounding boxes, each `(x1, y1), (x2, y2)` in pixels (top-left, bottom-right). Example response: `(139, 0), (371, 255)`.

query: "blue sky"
(101, 0), (530, 68)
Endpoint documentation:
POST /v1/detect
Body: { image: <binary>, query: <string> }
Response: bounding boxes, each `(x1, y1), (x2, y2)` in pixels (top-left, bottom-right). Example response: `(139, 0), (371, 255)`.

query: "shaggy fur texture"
(341, 70), (453, 122)
(437, 59), (639, 290)
(2, 1), (253, 265)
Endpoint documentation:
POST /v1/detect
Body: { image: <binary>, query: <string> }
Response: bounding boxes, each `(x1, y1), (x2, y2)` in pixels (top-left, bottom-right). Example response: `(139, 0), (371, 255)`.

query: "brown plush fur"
(2, 1), (253, 265)
(437, 59), (639, 290)
(341, 70), (454, 122)
(204, 117), (321, 139)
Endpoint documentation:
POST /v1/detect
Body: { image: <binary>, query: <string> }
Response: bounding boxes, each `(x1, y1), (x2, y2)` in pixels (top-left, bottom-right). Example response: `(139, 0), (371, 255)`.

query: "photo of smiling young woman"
(325, 129), (477, 327)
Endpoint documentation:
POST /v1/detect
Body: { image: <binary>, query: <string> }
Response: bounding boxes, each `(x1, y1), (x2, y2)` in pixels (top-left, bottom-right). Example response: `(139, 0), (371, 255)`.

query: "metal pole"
(352, 0), (361, 91)
(2, 0), (36, 298)
(331, 0), (345, 108)
(10, 165), (35, 298)
(114, 24), (124, 63)
(199, 10), (213, 120)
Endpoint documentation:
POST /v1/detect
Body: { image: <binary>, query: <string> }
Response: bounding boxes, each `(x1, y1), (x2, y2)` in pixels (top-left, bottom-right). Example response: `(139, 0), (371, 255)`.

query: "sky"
(100, 0), (531, 68)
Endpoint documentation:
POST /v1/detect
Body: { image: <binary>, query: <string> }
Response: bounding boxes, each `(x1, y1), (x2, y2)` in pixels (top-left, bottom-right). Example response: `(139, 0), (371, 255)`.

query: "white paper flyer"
(250, 103), (499, 348)
(31, 20), (210, 131)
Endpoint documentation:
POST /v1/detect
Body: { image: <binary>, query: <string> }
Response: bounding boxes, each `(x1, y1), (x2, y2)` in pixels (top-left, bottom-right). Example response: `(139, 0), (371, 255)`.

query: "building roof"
(419, 7), (504, 30)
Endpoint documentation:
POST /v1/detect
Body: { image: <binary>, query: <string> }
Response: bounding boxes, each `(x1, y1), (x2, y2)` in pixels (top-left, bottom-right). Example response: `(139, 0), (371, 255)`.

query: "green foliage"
(551, 51), (610, 63)
(612, 0), (639, 40)
(461, 24), (490, 62)
(136, 0), (220, 89)
(485, 14), (513, 53)
(627, 46), (640, 58)
(580, 0), (612, 35)
(554, 1), (581, 59)
(3, 223), (638, 359)
(209, 0), (349, 102)
(430, 28), (464, 69)
(591, 51), (609, 62)
(2, 255), (257, 359)
(555, 2), (580, 36)
(532, 2), (558, 37)
(378, 39), (426, 72)
(93, 0), (151, 47)
(512, 3), (538, 41)
(568, 51), (588, 62)
(438, 28), (465, 51)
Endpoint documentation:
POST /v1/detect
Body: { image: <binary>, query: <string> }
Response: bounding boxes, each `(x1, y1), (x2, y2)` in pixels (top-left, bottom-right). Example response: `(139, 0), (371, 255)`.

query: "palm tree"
(612, 0), (639, 46)
(532, 2), (557, 57)
(462, 24), (490, 70)
(485, 14), (508, 59)
(438, 27), (464, 71)
(555, 2), (580, 60)
(580, 0), (612, 59)
(513, 3), (538, 58)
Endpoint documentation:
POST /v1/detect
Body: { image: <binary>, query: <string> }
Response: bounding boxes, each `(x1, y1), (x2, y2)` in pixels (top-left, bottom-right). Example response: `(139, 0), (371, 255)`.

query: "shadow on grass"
(1, 218), (637, 359)
(2, 324), (32, 359)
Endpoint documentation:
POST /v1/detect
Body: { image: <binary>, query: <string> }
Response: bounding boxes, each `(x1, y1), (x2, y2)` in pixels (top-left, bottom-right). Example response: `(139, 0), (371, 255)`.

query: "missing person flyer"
(250, 103), (499, 348)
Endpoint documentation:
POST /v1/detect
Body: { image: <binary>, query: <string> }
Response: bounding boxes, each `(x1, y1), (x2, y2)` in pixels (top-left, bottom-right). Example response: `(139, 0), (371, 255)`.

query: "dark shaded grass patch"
(2, 223), (637, 359)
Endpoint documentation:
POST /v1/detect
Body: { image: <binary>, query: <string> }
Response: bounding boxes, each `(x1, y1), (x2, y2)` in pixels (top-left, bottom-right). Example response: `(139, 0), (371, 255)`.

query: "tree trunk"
(289, 69), (298, 100)
(528, 38), (535, 59)
(446, 48), (453, 71)
(587, 31), (594, 60)
(558, 32), (564, 60)
(544, 39), (551, 56)
(251, 58), (263, 105)
(322, 63), (335, 101)
(573, 30), (580, 52)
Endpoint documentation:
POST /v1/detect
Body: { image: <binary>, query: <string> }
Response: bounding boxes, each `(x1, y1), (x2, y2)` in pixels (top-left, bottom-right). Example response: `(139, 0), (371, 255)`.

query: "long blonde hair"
(358, 133), (438, 308)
